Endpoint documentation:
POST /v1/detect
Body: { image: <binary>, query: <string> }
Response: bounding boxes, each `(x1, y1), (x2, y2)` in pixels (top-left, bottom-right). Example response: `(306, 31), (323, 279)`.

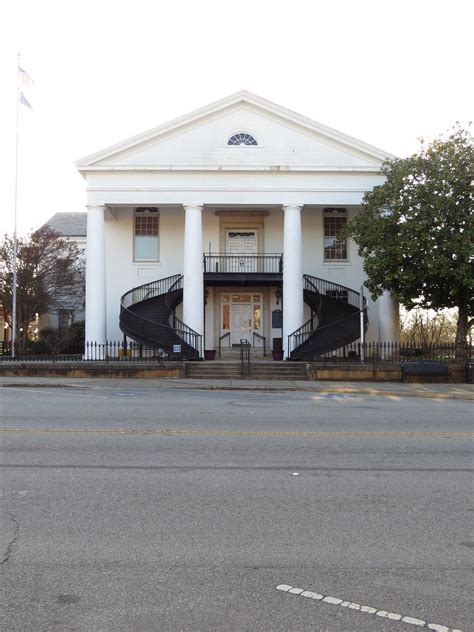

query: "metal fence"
(0, 340), (186, 362)
(0, 340), (471, 363)
(316, 341), (471, 363)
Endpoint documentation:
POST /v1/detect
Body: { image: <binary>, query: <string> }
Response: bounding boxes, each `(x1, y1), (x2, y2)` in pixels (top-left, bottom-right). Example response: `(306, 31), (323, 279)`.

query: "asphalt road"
(1, 386), (472, 631)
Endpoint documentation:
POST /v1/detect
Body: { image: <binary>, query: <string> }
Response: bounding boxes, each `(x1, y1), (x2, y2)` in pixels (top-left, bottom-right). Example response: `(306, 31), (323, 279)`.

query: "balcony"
(203, 254), (283, 285)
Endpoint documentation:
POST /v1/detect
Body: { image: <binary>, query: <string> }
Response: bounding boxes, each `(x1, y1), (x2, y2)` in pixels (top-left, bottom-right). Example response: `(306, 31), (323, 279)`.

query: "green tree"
(0, 226), (84, 352)
(344, 125), (473, 360)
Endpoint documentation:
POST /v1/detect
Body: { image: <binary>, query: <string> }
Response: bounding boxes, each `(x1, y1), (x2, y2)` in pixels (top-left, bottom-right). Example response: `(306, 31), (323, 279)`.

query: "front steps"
(185, 360), (308, 380)
(217, 347), (267, 361)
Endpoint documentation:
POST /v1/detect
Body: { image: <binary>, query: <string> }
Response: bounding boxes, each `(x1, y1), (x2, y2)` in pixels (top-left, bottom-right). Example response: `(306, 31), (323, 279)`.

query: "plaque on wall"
(272, 309), (282, 329)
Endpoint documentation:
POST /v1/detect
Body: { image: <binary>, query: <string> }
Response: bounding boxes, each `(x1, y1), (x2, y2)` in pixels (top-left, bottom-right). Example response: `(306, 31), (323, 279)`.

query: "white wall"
(96, 106), (383, 169)
(103, 205), (391, 342)
(86, 169), (384, 207)
(105, 206), (184, 340)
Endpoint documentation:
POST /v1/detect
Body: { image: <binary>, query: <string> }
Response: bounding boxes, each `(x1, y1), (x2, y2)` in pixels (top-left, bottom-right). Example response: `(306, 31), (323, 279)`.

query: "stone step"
(217, 351), (266, 358)
(185, 361), (308, 380)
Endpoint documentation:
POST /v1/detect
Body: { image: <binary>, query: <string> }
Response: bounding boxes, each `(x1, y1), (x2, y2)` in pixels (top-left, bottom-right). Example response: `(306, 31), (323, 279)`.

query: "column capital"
(183, 203), (204, 211)
(86, 203), (106, 212)
(282, 204), (303, 212)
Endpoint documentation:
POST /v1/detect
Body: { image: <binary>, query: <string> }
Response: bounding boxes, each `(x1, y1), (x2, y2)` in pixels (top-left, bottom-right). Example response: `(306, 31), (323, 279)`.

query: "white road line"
(275, 584), (462, 631)
(0, 387), (108, 399)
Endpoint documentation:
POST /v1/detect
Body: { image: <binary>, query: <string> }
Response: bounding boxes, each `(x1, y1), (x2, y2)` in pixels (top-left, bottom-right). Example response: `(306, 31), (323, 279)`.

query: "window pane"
(253, 305), (261, 330)
(223, 304), (230, 330)
(135, 236), (159, 260)
(134, 209), (159, 261)
(323, 210), (347, 260)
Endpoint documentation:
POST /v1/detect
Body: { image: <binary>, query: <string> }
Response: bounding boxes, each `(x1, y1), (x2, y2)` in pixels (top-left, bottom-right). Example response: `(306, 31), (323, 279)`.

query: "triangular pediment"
(77, 91), (394, 171)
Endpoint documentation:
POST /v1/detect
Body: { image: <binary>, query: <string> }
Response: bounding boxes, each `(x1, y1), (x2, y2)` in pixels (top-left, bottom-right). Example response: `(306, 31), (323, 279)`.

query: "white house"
(39, 212), (87, 331)
(76, 91), (399, 359)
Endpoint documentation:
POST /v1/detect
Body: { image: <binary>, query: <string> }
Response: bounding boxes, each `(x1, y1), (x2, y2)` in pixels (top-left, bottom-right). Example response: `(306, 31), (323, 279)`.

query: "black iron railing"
(166, 275), (203, 356)
(0, 340), (470, 364)
(315, 342), (468, 363)
(240, 338), (251, 375)
(287, 276), (322, 350)
(303, 275), (362, 309)
(218, 331), (231, 357)
(252, 331), (267, 356)
(288, 275), (367, 355)
(120, 274), (202, 358)
(203, 254), (283, 274)
(121, 274), (181, 309)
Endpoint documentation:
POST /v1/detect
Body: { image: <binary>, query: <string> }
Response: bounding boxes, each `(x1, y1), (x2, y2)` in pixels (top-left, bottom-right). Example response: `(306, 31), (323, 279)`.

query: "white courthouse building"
(76, 91), (399, 359)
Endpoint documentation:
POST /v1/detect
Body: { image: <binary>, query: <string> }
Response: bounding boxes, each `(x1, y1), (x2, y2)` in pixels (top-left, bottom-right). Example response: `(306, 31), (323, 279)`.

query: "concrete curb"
(1, 381), (473, 400)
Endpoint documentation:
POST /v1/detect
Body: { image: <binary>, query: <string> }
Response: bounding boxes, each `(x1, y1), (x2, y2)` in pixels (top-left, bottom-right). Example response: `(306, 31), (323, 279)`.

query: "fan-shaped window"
(227, 132), (257, 146)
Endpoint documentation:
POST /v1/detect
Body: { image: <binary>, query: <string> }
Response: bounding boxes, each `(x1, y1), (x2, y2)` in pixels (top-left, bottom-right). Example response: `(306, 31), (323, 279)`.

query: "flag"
(19, 91), (33, 110)
(19, 65), (35, 88)
(18, 65), (34, 110)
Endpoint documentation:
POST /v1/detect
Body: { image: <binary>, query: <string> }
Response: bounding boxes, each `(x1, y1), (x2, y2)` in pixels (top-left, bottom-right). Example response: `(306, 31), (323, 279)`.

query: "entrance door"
(231, 303), (252, 345)
(226, 230), (258, 272)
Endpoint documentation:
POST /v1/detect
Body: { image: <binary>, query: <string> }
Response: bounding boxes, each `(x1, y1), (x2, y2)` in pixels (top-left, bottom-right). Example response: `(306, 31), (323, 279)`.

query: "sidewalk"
(0, 376), (473, 400)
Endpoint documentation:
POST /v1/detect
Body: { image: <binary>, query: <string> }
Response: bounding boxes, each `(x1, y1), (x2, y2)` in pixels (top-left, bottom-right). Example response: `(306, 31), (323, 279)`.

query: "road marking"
(113, 392), (138, 397)
(0, 428), (472, 438)
(0, 387), (108, 399)
(276, 584), (462, 631)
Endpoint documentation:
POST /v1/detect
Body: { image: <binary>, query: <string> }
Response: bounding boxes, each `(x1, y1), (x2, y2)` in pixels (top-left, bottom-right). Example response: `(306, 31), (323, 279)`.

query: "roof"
(42, 212), (87, 237)
(76, 90), (395, 168)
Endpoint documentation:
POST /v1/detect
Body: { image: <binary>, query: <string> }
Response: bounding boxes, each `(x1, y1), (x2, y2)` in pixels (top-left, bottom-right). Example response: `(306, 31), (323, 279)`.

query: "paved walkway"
(0, 376), (473, 400)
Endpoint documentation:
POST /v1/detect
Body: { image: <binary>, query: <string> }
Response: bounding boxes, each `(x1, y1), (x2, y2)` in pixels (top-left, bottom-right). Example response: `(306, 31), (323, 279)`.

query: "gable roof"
(76, 90), (395, 168)
(42, 212), (87, 236)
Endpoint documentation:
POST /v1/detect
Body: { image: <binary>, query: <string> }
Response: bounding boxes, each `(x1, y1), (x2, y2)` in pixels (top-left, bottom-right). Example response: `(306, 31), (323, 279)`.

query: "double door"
(231, 303), (253, 345)
(221, 293), (262, 346)
(226, 230), (258, 272)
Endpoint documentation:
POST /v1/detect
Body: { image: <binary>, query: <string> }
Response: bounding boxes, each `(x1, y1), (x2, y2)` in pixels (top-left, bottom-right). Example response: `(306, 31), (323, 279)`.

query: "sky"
(1, 0), (473, 236)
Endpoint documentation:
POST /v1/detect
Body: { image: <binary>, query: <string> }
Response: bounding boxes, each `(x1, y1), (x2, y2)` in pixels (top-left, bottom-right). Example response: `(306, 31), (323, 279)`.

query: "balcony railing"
(203, 253), (283, 274)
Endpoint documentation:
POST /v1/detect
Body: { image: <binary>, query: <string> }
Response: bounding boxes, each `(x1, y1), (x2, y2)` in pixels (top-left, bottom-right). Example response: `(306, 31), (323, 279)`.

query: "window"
(134, 208), (159, 261)
(227, 132), (257, 146)
(323, 208), (347, 261)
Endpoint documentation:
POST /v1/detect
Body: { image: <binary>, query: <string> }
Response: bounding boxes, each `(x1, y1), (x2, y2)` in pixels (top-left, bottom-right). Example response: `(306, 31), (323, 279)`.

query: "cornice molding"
(79, 165), (382, 174)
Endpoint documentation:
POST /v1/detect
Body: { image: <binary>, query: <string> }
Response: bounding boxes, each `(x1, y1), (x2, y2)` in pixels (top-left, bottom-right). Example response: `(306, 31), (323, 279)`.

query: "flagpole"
(12, 53), (21, 358)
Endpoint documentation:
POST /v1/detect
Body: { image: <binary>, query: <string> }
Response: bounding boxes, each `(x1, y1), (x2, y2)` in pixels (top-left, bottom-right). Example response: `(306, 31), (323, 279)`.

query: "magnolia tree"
(344, 125), (473, 360)
(0, 226), (85, 352)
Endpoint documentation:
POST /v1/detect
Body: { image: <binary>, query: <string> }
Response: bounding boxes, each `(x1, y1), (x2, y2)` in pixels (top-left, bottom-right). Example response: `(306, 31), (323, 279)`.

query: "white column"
(378, 291), (399, 342)
(183, 204), (204, 354)
(282, 204), (304, 357)
(85, 204), (107, 357)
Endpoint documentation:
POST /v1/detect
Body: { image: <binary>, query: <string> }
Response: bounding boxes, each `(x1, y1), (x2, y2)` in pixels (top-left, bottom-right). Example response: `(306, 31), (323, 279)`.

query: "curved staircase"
(120, 275), (201, 359)
(290, 275), (368, 361)
(120, 273), (367, 362)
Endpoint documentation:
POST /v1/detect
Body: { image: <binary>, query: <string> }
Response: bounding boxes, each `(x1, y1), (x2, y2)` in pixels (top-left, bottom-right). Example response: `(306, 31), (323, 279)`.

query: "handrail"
(287, 275), (368, 356)
(302, 275), (361, 309)
(203, 253), (283, 274)
(218, 331), (231, 357)
(286, 276), (323, 351)
(165, 275), (202, 355)
(252, 331), (266, 357)
(240, 338), (251, 375)
(119, 273), (202, 357)
(121, 274), (182, 310)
